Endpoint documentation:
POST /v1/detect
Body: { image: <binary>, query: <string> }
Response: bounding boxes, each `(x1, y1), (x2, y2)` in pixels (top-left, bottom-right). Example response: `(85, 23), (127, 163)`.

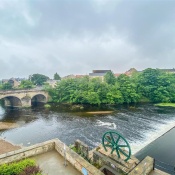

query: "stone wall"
(128, 156), (154, 175)
(75, 139), (89, 159)
(92, 148), (155, 175)
(0, 139), (104, 175)
(93, 150), (129, 174)
(54, 139), (104, 175)
(0, 140), (54, 165)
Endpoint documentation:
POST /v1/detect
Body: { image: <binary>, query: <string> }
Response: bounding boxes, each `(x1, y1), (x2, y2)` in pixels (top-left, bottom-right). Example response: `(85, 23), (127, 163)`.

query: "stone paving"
(33, 150), (82, 175)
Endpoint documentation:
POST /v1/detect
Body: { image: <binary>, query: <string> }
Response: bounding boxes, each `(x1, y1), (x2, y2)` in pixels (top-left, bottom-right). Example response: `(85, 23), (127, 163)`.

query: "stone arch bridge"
(0, 90), (49, 107)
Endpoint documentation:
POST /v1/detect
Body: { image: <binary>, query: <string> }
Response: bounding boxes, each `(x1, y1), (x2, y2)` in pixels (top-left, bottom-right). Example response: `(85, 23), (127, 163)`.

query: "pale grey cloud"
(0, 0), (175, 79)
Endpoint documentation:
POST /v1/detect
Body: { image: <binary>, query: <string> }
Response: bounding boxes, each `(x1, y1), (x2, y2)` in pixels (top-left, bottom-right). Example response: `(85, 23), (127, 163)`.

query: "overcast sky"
(0, 0), (175, 79)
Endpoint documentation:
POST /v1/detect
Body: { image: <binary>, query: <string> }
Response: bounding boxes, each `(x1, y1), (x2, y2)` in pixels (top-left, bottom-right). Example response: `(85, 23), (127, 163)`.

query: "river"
(0, 103), (175, 168)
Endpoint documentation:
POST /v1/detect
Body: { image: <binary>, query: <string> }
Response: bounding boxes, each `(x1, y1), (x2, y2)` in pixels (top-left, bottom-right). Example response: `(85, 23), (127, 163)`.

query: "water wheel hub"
(102, 131), (131, 161)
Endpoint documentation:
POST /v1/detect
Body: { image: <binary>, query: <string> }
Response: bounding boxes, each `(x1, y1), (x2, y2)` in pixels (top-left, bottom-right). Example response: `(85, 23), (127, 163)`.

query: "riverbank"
(0, 139), (21, 154)
(0, 122), (18, 131)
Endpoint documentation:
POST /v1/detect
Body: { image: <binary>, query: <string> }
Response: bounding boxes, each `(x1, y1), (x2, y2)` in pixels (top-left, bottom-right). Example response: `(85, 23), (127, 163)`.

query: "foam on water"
(130, 118), (175, 154)
(96, 120), (117, 129)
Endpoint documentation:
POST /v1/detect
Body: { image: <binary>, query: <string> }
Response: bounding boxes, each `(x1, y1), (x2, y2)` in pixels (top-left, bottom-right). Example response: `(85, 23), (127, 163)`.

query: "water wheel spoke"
(116, 148), (120, 158)
(109, 132), (115, 144)
(104, 144), (113, 148)
(118, 148), (128, 158)
(115, 136), (120, 145)
(102, 131), (131, 162)
(111, 147), (115, 154)
(104, 137), (113, 144)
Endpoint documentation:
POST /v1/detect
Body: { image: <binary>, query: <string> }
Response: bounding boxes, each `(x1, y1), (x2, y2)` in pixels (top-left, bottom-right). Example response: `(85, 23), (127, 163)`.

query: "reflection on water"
(0, 103), (175, 155)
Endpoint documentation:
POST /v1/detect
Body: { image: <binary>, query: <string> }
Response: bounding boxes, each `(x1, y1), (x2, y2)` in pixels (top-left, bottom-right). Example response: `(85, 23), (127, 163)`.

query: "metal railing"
(154, 159), (175, 174)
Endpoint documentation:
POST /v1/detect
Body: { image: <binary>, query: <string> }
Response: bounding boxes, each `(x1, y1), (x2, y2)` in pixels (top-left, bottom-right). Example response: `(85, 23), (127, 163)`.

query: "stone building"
(2, 78), (21, 88)
(89, 70), (111, 81)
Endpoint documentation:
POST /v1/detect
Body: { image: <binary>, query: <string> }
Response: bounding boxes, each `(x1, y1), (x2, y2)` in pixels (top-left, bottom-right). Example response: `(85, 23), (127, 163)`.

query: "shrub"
(20, 165), (42, 175)
(0, 159), (41, 175)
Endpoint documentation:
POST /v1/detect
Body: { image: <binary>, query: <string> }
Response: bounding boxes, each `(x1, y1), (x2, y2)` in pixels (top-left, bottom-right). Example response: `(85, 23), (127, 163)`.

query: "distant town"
(1, 68), (175, 89)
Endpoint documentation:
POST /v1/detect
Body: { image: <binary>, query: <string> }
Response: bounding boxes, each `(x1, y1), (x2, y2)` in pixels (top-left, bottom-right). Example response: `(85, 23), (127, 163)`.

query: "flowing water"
(0, 103), (175, 157)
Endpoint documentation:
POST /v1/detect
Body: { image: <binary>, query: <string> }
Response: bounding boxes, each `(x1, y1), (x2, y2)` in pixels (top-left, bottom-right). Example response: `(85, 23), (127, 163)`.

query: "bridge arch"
(31, 94), (47, 104)
(1, 96), (22, 107)
(0, 90), (49, 107)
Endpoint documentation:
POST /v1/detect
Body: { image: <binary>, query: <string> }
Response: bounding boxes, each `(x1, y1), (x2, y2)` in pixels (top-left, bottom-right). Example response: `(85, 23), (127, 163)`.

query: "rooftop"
(93, 70), (111, 73)
(89, 73), (107, 76)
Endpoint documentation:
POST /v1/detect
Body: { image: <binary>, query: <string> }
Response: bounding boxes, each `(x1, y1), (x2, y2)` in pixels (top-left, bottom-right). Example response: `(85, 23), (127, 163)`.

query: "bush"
(20, 166), (42, 175)
(44, 104), (51, 108)
(0, 159), (42, 175)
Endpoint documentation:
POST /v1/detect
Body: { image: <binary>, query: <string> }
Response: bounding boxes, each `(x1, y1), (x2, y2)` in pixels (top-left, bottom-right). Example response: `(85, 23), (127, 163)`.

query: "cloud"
(0, 0), (175, 79)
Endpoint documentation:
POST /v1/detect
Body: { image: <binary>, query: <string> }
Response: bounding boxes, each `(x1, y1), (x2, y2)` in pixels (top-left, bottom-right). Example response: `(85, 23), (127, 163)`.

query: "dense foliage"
(19, 80), (35, 89)
(0, 82), (13, 90)
(30, 74), (49, 86)
(46, 68), (175, 105)
(54, 72), (61, 80)
(0, 159), (42, 175)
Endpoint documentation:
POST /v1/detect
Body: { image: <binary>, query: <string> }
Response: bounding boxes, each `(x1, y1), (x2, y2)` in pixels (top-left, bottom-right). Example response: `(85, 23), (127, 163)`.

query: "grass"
(44, 104), (51, 108)
(155, 103), (175, 107)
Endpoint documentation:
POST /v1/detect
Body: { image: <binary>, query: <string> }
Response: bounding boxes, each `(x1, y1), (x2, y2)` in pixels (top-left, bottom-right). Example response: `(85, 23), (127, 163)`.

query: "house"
(46, 79), (59, 87)
(124, 68), (138, 76)
(114, 73), (121, 77)
(159, 68), (175, 73)
(89, 70), (111, 81)
(75, 75), (86, 78)
(62, 74), (76, 79)
(62, 74), (86, 79)
(2, 78), (21, 88)
(114, 68), (138, 77)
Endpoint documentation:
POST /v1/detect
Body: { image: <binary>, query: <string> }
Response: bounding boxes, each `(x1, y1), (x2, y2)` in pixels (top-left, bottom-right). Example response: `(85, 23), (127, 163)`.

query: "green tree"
(104, 71), (116, 85)
(0, 83), (13, 90)
(19, 80), (35, 89)
(43, 68), (175, 105)
(86, 92), (100, 105)
(54, 73), (61, 80)
(106, 85), (124, 104)
(117, 74), (139, 103)
(97, 82), (109, 104)
(52, 78), (77, 103)
(70, 90), (87, 103)
(30, 74), (49, 86)
(138, 68), (166, 102)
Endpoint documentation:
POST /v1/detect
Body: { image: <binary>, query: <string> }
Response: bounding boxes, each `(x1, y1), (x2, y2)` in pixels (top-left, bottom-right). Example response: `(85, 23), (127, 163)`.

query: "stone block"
(75, 139), (89, 159)
(128, 156), (154, 175)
